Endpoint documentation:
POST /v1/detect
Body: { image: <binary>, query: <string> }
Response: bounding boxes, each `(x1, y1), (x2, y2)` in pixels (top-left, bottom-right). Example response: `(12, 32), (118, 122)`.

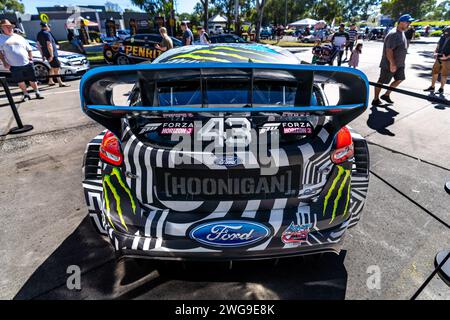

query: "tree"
(255, 0), (267, 42)
(0, 0), (25, 13)
(310, 0), (344, 23)
(341, 0), (381, 22)
(380, 0), (437, 20)
(130, 0), (161, 14)
(199, 0), (209, 32)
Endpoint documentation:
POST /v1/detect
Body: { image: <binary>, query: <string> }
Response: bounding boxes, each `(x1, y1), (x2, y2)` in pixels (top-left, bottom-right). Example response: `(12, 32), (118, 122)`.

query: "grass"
(86, 51), (105, 64)
(259, 40), (315, 47)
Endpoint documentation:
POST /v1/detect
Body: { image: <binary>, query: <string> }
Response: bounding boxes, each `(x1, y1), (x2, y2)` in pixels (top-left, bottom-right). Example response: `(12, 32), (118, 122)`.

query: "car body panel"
(81, 44), (370, 260)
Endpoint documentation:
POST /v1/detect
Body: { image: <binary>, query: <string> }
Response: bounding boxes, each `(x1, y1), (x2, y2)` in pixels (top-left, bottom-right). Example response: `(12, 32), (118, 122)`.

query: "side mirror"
(445, 181), (450, 194)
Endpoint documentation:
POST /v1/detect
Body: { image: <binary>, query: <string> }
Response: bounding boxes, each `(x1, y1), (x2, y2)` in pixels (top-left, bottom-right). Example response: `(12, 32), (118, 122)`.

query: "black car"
(103, 33), (182, 65)
(210, 34), (249, 44)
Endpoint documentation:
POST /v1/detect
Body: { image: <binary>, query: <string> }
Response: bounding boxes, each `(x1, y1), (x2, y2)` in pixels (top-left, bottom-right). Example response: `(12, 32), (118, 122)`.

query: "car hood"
(32, 49), (85, 60)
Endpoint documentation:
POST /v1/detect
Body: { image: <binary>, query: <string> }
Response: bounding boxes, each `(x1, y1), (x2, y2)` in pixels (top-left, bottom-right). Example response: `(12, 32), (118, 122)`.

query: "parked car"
(301, 30), (332, 43)
(260, 27), (273, 40)
(116, 29), (131, 41)
(0, 39), (89, 82)
(209, 25), (225, 35)
(103, 34), (182, 65)
(210, 34), (249, 44)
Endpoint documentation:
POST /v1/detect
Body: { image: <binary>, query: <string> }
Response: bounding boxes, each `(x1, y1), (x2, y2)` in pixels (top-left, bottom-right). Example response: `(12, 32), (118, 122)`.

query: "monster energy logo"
(103, 167), (136, 231)
(323, 166), (351, 224)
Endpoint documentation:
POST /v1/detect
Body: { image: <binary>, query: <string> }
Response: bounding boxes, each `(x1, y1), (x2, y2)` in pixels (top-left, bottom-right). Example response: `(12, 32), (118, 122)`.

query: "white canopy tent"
(288, 18), (319, 27)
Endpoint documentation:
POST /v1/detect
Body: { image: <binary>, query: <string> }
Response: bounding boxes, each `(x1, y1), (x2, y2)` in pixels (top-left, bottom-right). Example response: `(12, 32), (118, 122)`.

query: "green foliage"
(430, 30), (443, 37)
(380, 0), (436, 20)
(0, 0), (25, 13)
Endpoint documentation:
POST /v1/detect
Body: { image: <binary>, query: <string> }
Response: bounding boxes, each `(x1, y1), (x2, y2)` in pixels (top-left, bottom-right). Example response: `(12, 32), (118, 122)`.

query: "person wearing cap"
(424, 27), (450, 94)
(0, 19), (43, 101)
(331, 23), (349, 66)
(197, 26), (211, 45)
(36, 22), (69, 87)
(372, 14), (414, 106)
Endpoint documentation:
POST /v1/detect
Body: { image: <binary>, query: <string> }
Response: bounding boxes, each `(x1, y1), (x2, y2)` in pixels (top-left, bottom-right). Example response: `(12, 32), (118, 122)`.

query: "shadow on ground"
(367, 105), (399, 136)
(14, 217), (348, 300)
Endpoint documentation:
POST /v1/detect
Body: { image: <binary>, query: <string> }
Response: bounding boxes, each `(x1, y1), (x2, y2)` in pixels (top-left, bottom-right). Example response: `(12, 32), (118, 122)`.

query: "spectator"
(67, 29), (86, 54)
(155, 27), (173, 52)
(424, 26), (450, 94)
(197, 26), (211, 45)
(0, 19), (43, 101)
(405, 25), (415, 51)
(331, 23), (349, 66)
(37, 22), (69, 87)
(372, 14), (414, 106)
(312, 39), (322, 64)
(348, 43), (363, 68)
(365, 27), (370, 40)
(180, 22), (193, 46)
(345, 23), (358, 60)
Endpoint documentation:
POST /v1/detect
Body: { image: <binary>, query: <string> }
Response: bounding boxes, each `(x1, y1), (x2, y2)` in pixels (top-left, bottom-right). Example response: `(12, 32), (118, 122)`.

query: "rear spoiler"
(80, 63), (369, 133)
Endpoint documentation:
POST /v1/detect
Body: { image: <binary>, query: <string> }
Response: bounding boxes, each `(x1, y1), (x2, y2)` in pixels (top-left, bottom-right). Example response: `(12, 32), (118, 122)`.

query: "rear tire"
(115, 54), (130, 65)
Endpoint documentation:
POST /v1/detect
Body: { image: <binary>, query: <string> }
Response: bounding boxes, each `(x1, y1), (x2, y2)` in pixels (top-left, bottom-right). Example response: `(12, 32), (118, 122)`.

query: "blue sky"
(21, 0), (198, 14)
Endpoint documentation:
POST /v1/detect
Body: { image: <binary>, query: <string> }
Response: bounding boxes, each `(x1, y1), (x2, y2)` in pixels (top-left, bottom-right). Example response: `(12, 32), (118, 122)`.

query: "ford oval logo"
(213, 155), (241, 167)
(189, 220), (271, 247)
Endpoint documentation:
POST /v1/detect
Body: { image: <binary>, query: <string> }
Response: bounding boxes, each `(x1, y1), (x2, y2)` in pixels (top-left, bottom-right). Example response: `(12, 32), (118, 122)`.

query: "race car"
(81, 43), (370, 261)
(103, 33), (182, 65)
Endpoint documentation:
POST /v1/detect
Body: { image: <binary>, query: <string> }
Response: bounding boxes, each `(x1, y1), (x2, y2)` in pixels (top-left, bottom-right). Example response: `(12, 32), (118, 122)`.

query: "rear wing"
(80, 63), (369, 133)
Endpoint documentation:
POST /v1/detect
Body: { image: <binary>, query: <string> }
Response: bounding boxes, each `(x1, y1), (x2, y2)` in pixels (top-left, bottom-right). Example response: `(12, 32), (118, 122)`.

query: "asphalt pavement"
(0, 39), (449, 300)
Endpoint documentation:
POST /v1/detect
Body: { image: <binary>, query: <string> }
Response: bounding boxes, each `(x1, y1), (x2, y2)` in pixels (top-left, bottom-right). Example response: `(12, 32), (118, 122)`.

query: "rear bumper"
(102, 214), (349, 261)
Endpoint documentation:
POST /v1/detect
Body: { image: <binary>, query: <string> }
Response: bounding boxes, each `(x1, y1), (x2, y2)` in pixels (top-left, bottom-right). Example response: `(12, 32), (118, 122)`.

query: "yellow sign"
(39, 13), (49, 23)
(124, 46), (161, 59)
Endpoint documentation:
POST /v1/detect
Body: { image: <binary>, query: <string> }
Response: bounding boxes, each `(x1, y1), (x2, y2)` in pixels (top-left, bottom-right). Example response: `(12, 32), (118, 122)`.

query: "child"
(312, 40), (322, 64)
(348, 43), (362, 68)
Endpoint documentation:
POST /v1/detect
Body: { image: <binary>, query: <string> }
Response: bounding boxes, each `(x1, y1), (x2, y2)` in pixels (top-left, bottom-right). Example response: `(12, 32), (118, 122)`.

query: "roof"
(209, 15), (227, 23)
(153, 43), (301, 65)
(289, 18), (319, 27)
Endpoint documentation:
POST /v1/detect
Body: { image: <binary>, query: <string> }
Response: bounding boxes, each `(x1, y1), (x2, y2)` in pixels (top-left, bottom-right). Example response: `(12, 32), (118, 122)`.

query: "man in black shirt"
(181, 22), (193, 46)
(424, 27), (450, 94)
(37, 22), (69, 87)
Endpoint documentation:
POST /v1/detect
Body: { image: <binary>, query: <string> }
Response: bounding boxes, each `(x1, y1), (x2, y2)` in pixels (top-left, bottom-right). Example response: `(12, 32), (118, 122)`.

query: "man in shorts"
(424, 26), (450, 94)
(37, 22), (69, 87)
(345, 23), (358, 60)
(0, 19), (43, 101)
(372, 14), (414, 106)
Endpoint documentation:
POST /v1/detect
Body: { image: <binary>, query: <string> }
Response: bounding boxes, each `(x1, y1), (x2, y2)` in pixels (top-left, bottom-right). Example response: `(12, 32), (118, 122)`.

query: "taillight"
(99, 130), (123, 166)
(331, 126), (354, 164)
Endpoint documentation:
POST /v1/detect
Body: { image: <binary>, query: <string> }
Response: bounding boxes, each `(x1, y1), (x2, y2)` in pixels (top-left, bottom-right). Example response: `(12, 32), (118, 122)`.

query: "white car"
(0, 39), (90, 82)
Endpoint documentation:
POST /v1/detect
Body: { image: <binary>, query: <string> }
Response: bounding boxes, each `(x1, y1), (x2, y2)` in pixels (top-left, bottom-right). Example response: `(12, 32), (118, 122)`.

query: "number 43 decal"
(197, 118), (252, 147)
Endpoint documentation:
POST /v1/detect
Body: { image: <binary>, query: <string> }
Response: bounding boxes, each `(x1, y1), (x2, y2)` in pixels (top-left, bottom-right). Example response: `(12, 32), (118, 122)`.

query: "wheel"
(33, 62), (49, 83)
(115, 54), (130, 65)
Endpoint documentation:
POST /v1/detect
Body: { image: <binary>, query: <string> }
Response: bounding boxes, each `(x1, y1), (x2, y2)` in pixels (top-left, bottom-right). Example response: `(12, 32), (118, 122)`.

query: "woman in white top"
(197, 26), (211, 45)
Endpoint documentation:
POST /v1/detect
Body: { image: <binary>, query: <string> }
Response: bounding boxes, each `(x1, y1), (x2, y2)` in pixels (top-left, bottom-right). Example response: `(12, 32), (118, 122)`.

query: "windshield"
(155, 78), (299, 107)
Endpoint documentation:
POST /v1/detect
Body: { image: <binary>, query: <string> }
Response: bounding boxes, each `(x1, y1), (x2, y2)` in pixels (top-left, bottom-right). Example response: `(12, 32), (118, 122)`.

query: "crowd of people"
(0, 19), (70, 102)
(1, 14), (448, 106)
